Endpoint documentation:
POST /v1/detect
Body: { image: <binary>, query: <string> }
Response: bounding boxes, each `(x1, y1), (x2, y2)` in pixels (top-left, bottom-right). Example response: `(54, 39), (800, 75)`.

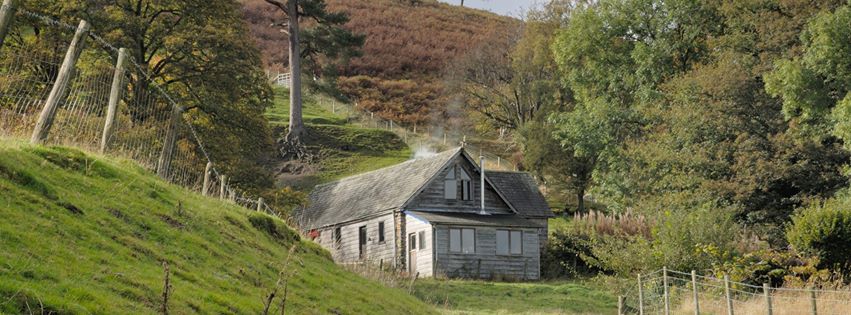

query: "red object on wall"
(308, 229), (320, 240)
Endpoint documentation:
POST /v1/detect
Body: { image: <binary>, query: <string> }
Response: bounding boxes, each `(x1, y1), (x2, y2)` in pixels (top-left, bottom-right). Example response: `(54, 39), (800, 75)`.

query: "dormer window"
(444, 167), (457, 199)
(459, 168), (472, 201)
(444, 165), (473, 200)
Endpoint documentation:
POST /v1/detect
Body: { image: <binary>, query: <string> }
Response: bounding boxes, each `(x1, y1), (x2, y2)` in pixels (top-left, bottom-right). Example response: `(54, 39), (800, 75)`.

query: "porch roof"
(406, 211), (542, 228)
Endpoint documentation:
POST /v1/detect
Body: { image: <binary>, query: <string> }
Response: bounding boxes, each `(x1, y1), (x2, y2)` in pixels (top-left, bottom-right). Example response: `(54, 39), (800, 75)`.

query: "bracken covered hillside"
(241, 0), (519, 125)
(0, 141), (433, 314)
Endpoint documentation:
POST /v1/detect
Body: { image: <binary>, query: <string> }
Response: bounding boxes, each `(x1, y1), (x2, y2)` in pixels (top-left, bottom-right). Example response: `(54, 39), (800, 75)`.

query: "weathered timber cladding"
(408, 158), (512, 214)
(433, 225), (540, 280)
(395, 211), (406, 270)
(528, 218), (549, 250)
(314, 213), (396, 266)
(405, 214), (433, 277)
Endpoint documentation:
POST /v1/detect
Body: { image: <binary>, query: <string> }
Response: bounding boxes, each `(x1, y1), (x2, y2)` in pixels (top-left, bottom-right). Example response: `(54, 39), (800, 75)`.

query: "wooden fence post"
(724, 274), (734, 315)
(219, 175), (228, 199)
(763, 283), (772, 315)
(810, 290), (817, 315)
(692, 270), (700, 315)
(201, 162), (212, 196)
(0, 0), (17, 48)
(663, 267), (670, 315)
(100, 47), (127, 154)
(156, 105), (183, 179)
(31, 20), (89, 144)
(257, 197), (263, 212)
(618, 296), (624, 315)
(637, 274), (644, 315)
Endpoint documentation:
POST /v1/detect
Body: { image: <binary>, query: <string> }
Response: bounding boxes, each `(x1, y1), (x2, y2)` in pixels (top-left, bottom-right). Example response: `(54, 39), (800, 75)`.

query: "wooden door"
(408, 233), (417, 274)
(358, 226), (367, 260)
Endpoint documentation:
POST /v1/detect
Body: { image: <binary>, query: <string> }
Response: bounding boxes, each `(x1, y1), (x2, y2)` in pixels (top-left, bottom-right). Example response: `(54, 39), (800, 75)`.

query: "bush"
(542, 217), (599, 278)
(787, 200), (851, 270)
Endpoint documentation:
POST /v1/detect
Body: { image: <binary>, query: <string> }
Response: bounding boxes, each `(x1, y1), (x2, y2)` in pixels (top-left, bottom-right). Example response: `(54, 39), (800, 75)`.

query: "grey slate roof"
(298, 148), (462, 229)
(486, 171), (554, 218)
(298, 147), (554, 229)
(407, 211), (542, 228)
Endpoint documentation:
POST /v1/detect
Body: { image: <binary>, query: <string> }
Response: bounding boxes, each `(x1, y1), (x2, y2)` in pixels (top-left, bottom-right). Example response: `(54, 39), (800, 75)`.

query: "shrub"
(787, 200), (851, 270)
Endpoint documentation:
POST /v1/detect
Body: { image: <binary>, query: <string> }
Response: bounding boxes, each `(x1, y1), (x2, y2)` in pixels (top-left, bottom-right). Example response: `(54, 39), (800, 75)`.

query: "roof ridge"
(312, 147), (462, 189)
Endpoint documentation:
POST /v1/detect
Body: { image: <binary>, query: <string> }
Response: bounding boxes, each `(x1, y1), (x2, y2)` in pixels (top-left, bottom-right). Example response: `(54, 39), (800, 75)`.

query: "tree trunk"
(460, 0), (464, 7)
(576, 188), (585, 213)
(286, 0), (304, 142)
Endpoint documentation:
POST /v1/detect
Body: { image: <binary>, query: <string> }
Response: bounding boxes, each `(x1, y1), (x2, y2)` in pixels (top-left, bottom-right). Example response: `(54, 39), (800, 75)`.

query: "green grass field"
(266, 88), (411, 188)
(0, 140), (434, 314)
(412, 279), (617, 315)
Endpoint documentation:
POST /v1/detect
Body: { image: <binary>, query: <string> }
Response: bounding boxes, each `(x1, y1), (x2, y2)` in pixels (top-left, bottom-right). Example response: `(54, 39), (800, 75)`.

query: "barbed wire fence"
(614, 267), (851, 315)
(0, 3), (279, 218)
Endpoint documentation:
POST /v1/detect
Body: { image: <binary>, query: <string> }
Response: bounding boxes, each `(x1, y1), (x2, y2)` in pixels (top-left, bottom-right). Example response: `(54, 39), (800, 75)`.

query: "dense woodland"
(479, 0), (851, 286)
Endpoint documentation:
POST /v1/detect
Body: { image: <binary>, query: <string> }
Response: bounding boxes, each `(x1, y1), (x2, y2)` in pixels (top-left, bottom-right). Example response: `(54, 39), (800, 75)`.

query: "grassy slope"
(265, 88), (411, 188)
(413, 279), (617, 315)
(0, 140), (433, 314)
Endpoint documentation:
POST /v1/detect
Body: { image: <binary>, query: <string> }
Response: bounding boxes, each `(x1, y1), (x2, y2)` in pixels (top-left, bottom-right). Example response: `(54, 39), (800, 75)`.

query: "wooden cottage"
(297, 147), (554, 280)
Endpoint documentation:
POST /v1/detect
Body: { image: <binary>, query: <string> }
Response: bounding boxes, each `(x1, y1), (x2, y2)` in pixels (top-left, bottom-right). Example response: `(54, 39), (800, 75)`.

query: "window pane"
(378, 222), (385, 242)
(496, 230), (509, 255)
(449, 229), (461, 252)
(419, 231), (426, 249)
(444, 180), (457, 199)
(410, 234), (416, 250)
(458, 168), (471, 180)
(510, 231), (522, 255)
(461, 180), (470, 200)
(462, 229), (475, 253)
(446, 167), (455, 179)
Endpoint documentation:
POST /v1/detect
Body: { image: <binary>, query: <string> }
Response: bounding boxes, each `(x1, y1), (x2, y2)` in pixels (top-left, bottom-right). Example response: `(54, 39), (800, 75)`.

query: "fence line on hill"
(0, 3), (279, 218)
(298, 89), (517, 171)
(615, 267), (851, 315)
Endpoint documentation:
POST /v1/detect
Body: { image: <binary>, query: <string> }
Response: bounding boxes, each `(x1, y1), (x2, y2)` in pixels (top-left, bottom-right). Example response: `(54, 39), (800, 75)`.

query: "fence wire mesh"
(623, 268), (851, 315)
(0, 8), (277, 219)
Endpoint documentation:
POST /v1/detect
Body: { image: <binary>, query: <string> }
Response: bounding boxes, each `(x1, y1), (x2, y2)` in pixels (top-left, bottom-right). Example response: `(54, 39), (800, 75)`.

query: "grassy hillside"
(0, 140), (433, 314)
(413, 279), (617, 314)
(242, 0), (519, 125)
(266, 88), (411, 189)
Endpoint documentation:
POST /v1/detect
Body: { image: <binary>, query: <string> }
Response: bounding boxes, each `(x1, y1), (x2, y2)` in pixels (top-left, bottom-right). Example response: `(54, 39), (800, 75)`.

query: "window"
(358, 226), (367, 259)
(409, 233), (417, 250)
(497, 230), (523, 255)
(444, 167), (457, 199)
(510, 231), (522, 255)
(419, 231), (426, 249)
(333, 227), (342, 245)
(378, 221), (385, 243)
(449, 229), (461, 252)
(449, 228), (475, 254)
(459, 168), (472, 201)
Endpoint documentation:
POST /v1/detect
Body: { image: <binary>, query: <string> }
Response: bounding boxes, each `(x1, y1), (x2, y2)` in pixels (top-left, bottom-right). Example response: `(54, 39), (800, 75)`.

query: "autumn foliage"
(241, 0), (518, 125)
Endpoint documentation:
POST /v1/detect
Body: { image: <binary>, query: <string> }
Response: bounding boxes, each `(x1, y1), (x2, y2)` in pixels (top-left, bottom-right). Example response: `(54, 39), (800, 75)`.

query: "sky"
(437, 0), (540, 18)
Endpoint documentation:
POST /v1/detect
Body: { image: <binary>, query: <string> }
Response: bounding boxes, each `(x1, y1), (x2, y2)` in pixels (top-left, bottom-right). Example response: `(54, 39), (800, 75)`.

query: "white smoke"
(413, 145), (438, 159)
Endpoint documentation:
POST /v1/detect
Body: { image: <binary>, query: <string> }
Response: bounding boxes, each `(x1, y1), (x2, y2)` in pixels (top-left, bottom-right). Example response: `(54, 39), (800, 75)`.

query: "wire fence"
(0, 6), (279, 218)
(302, 90), (518, 171)
(616, 267), (851, 315)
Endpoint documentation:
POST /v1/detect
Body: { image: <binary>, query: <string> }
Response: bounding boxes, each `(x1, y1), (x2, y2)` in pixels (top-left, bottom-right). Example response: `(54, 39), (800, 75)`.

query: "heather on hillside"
(241, 0), (518, 126)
